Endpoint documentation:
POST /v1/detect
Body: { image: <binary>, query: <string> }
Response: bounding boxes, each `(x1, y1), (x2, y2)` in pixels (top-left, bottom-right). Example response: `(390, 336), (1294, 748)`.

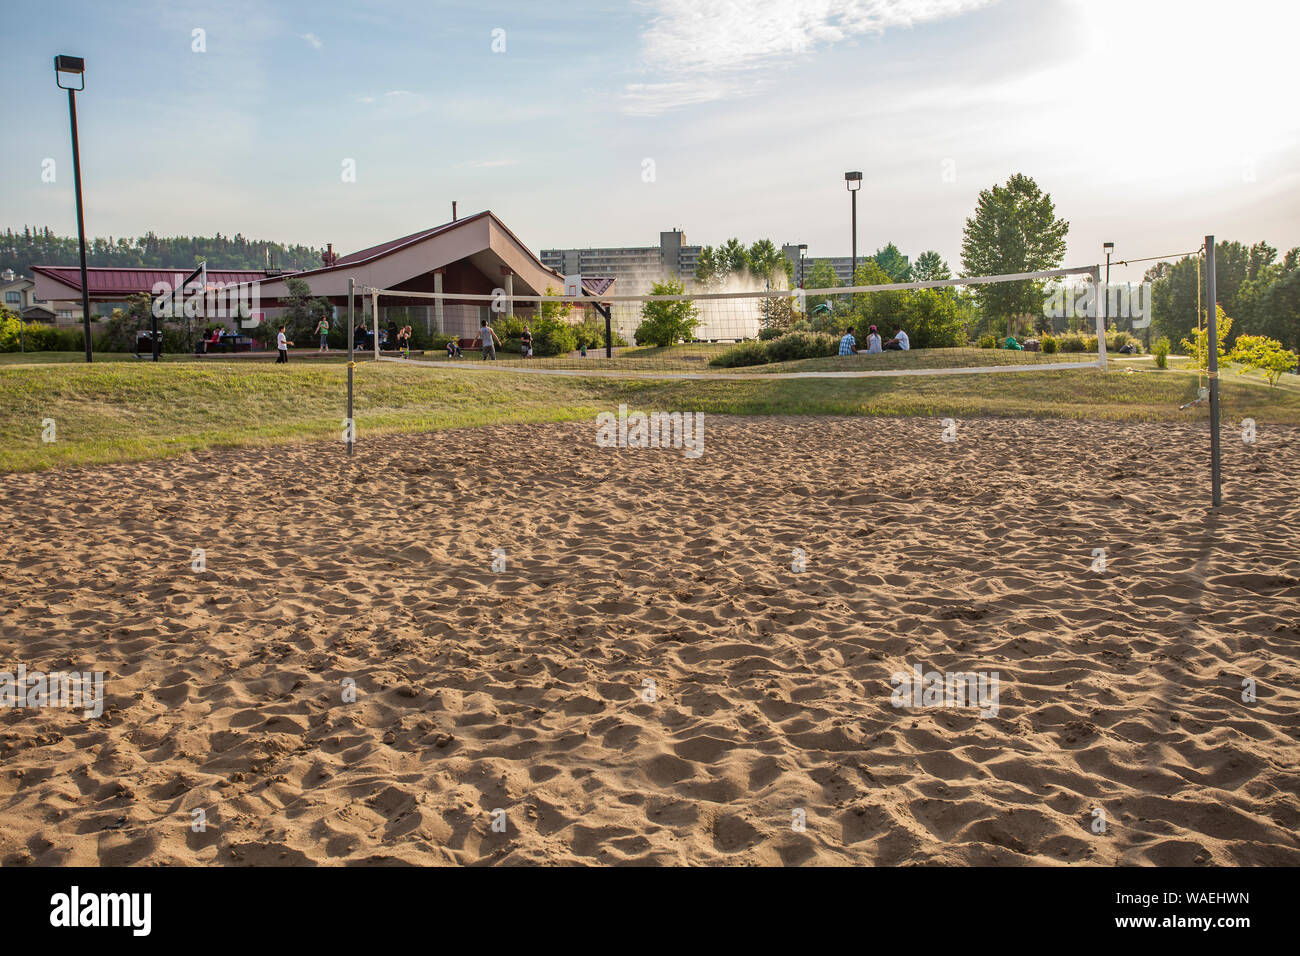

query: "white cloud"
(302, 32), (323, 50)
(625, 0), (997, 112)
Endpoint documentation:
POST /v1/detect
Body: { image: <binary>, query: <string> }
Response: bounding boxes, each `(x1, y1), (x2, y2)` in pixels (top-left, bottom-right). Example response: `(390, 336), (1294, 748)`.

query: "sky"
(3, 0), (1298, 283)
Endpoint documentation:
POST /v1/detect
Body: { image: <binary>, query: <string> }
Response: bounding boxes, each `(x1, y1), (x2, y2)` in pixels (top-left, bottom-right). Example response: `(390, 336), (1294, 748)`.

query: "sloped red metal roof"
(31, 266), (273, 297)
(333, 215), (488, 266)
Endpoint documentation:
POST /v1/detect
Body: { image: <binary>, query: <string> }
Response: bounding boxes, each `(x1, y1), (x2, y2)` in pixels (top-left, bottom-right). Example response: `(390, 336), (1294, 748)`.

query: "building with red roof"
(29, 211), (612, 339)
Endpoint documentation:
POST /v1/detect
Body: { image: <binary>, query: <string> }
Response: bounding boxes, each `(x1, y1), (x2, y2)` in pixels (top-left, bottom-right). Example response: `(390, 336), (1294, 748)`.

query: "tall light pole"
(797, 243), (807, 289)
(1103, 241), (1114, 332)
(55, 55), (92, 362)
(844, 171), (862, 283)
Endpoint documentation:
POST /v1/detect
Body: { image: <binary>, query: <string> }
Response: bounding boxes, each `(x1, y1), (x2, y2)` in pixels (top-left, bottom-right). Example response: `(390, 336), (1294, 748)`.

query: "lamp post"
(844, 171), (862, 283)
(54, 55), (92, 363)
(1103, 241), (1114, 332)
(797, 243), (808, 289)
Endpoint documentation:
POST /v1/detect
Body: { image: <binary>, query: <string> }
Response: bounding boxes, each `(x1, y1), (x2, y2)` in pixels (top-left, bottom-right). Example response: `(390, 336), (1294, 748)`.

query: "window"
(4, 292), (19, 304)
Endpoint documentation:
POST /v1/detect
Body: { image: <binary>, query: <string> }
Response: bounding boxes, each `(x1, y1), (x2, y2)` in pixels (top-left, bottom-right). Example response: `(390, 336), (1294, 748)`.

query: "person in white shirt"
(883, 325), (910, 351)
(859, 324), (883, 354)
(275, 326), (291, 364)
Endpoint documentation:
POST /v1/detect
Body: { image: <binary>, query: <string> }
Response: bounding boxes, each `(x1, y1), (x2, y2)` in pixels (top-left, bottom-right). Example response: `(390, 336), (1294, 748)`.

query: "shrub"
(977, 333), (997, 349)
(764, 330), (838, 363)
(572, 316), (627, 351)
(709, 340), (770, 368)
(527, 315), (577, 356)
(758, 325), (785, 341)
(1153, 336), (1170, 369)
(1230, 334), (1298, 385)
(1041, 335), (1058, 354)
(1056, 333), (1087, 353)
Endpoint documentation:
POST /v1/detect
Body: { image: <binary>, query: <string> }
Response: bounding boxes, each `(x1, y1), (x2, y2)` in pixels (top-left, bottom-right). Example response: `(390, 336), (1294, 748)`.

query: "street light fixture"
(845, 171), (862, 283)
(1103, 241), (1115, 332)
(797, 243), (808, 289)
(55, 54), (93, 363)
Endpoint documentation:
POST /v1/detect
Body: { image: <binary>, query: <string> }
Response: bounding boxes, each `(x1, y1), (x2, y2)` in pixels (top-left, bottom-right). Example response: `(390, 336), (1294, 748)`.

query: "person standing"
(479, 318), (501, 360)
(520, 326), (533, 358)
(275, 326), (291, 364)
(314, 315), (330, 352)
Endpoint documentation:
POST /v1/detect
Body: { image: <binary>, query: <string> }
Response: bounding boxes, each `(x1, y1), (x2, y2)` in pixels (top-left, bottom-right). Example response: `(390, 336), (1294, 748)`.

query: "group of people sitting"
(839, 323), (910, 356)
(347, 322), (413, 355)
(195, 327), (233, 354)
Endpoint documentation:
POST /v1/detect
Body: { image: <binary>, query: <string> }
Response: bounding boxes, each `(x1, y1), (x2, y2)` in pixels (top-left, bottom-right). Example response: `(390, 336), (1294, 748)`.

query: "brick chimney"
(322, 243), (338, 268)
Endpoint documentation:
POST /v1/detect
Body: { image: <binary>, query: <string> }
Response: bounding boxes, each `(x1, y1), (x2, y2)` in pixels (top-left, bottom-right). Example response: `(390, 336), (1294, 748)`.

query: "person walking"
(275, 326), (292, 364)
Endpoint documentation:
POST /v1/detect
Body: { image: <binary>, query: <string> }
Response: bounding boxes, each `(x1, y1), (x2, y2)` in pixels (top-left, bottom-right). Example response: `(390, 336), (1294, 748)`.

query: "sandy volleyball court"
(0, 416), (1297, 866)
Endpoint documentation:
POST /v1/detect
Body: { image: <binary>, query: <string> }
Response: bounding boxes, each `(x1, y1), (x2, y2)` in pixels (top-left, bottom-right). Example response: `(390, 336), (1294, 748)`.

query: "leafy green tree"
(634, 279), (699, 346)
(851, 260), (897, 322)
(913, 250), (951, 282)
(960, 173), (1068, 328)
(280, 278), (332, 346)
(718, 238), (750, 276)
(1230, 334), (1298, 385)
(694, 246), (723, 287)
(805, 259), (840, 314)
(871, 242), (912, 282)
(1180, 304), (1232, 369)
(747, 239), (782, 281)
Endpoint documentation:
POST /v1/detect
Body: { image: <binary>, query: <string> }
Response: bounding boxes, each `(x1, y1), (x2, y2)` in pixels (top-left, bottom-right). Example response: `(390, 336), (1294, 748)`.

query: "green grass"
(748, 347), (1096, 374)
(2, 355), (1298, 472)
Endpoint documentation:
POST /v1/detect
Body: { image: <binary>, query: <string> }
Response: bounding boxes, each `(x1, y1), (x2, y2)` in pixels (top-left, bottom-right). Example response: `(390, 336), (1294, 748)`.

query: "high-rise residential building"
(542, 230), (858, 290)
(541, 229), (701, 290)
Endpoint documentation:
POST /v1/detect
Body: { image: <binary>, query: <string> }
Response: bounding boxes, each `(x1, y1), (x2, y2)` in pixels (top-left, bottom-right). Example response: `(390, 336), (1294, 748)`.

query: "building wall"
(541, 228), (701, 291)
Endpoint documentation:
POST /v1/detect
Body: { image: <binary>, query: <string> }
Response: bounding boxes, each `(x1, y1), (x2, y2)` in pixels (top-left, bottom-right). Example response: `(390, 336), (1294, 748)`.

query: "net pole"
(346, 277), (354, 457)
(1205, 236), (1222, 506)
(1092, 265), (1108, 369)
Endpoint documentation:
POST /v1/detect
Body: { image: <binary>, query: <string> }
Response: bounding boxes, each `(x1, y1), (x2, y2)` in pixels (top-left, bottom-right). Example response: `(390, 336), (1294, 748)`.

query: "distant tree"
(694, 246), (724, 287)
(912, 250), (951, 282)
(634, 279), (699, 347)
(805, 259), (840, 314)
(718, 238), (750, 276)
(280, 278), (332, 346)
(871, 242), (912, 282)
(960, 173), (1068, 330)
(0, 225), (322, 276)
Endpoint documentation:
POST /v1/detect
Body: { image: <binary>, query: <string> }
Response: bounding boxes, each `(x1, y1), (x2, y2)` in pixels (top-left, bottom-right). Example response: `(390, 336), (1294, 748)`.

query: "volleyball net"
(362, 265), (1115, 380)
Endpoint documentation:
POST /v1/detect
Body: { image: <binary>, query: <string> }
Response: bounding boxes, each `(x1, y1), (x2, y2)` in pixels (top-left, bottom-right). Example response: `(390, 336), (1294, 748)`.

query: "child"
(314, 316), (330, 351)
(275, 326), (293, 363)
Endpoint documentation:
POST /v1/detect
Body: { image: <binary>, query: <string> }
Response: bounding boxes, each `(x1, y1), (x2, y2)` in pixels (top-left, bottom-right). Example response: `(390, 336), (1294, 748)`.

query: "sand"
(0, 416), (1297, 866)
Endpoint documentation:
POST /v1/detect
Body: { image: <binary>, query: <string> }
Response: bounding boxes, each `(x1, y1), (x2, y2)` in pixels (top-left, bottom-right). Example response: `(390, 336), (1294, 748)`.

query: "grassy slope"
(1, 355), (1298, 472)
